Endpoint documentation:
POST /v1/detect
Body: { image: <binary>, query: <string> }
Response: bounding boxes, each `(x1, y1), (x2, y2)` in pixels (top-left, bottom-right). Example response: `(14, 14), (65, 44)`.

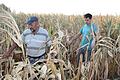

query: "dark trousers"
(77, 46), (92, 65)
(28, 54), (45, 64)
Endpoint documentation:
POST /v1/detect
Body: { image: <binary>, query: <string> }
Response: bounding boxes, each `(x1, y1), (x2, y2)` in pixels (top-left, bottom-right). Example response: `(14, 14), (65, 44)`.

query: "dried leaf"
(108, 50), (113, 58)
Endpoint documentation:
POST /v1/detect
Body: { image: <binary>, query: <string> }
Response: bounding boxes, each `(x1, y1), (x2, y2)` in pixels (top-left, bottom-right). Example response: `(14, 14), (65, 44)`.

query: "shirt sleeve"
(79, 26), (83, 34)
(93, 23), (99, 34)
(21, 32), (25, 44)
(47, 36), (51, 47)
(45, 30), (51, 47)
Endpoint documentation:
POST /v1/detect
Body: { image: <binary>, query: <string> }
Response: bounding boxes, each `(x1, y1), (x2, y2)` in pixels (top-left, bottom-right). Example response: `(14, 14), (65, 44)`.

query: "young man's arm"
(2, 41), (18, 58)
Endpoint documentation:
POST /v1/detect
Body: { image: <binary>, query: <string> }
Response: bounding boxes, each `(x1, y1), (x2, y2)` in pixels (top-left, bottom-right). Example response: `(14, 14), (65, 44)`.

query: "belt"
(27, 53), (46, 59)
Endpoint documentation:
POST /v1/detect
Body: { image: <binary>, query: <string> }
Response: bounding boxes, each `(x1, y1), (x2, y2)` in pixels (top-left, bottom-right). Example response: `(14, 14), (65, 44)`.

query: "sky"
(1, 0), (120, 15)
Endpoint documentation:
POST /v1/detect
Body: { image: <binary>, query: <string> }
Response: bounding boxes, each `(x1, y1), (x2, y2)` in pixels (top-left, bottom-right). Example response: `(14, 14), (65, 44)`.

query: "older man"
(3, 16), (51, 64)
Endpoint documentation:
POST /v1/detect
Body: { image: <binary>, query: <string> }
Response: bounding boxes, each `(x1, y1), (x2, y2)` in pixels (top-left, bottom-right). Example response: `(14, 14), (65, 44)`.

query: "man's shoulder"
(80, 24), (87, 30)
(92, 23), (97, 27)
(39, 27), (48, 33)
(22, 29), (31, 34)
(82, 24), (88, 28)
(92, 23), (99, 32)
(24, 28), (30, 32)
(39, 27), (46, 30)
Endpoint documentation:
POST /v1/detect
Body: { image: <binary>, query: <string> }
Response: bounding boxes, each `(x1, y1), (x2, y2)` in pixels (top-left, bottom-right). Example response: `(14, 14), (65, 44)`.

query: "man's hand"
(2, 51), (12, 58)
(2, 42), (17, 58)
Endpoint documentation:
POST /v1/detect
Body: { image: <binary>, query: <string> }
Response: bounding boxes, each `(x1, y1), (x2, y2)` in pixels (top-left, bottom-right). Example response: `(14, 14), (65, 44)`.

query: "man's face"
(27, 21), (39, 32)
(84, 18), (91, 25)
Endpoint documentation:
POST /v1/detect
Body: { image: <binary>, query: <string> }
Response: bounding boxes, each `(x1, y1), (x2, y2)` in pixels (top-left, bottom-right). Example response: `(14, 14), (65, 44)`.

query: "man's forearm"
(7, 42), (18, 54)
(2, 42), (18, 58)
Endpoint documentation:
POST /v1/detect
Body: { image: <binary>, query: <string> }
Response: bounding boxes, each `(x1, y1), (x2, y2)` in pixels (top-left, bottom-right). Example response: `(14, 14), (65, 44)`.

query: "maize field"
(0, 5), (120, 80)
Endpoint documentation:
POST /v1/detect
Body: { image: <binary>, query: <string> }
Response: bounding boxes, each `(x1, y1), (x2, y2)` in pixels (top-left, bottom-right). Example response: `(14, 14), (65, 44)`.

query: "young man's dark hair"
(84, 13), (92, 19)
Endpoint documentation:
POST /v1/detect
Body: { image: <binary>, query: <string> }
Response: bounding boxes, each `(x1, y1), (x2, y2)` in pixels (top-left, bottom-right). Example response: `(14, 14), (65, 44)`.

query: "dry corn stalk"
(0, 8), (25, 58)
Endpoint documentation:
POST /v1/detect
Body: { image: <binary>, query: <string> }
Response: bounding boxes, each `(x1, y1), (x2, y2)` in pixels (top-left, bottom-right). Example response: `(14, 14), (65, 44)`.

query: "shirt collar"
(30, 27), (39, 34)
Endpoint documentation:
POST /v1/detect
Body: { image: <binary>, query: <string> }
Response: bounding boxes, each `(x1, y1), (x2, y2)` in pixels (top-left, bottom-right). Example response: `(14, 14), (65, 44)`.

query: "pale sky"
(1, 0), (120, 15)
